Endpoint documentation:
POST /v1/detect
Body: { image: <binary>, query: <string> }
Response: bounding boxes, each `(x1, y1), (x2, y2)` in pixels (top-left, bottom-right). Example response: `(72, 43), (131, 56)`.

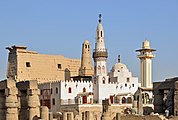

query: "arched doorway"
(102, 77), (106, 84)
(127, 97), (132, 103)
(145, 93), (149, 104)
(83, 87), (86, 92)
(110, 96), (114, 104)
(122, 97), (126, 104)
(83, 96), (87, 104)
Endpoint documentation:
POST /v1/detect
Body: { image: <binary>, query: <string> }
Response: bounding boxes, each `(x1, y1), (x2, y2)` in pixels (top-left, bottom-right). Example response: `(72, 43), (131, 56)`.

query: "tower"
(136, 40), (156, 88)
(79, 40), (94, 77)
(93, 14), (108, 102)
(93, 14), (108, 84)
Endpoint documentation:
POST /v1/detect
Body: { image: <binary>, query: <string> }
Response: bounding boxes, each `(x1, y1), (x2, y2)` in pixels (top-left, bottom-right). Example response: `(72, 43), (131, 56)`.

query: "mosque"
(5, 14), (156, 119)
(38, 14), (156, 118)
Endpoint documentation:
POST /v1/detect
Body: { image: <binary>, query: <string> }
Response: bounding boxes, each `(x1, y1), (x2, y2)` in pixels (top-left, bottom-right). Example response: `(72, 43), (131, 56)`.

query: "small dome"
(84, 40), (90, 44)
(97, 23), (103, 30)
(142, 40), (150, 49)
(112, 63), (128, 72)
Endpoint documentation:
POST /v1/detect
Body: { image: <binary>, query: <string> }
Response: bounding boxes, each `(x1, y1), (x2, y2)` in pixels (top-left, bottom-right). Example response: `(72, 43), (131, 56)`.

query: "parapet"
(38, 79), (93, 87)
(6, 45), (38, 54)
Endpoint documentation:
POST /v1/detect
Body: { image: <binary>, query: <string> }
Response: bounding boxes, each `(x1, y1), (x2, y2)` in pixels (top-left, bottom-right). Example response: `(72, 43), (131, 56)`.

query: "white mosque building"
(39, 15), (156, 114)
(92, 15), (139, 103)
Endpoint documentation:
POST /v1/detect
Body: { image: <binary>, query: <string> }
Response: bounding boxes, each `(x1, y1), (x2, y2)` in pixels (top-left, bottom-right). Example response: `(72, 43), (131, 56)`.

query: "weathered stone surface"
(28, 95), (40, 107)
(29, 107), (40, 120)
(0, 79), (50, 120)
(40, 106), (49, 120)
(6, 45), (81, 83)
(153, 77), (178, 116)
(5, 96), (19, 108)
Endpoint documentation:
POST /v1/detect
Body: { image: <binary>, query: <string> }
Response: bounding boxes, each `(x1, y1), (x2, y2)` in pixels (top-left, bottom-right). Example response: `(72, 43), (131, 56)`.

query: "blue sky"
(0, 1), (178, 81)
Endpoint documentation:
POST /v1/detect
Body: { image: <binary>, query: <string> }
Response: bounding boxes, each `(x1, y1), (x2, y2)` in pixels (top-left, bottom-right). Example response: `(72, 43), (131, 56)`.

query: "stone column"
(40, 106), (49, 120)
(49, 112), (53, 120)
(63, 112), (74, 120)
(137, 88), (143, 115)
(132, 100), (138, 114)
(63, 112), (67, 120)
(28, 88), (40, 120)
(0, 90), (5, 120)
(154, 90), (164, 113)
(18, 90), (28, 120)
(5, 80), (19, 120)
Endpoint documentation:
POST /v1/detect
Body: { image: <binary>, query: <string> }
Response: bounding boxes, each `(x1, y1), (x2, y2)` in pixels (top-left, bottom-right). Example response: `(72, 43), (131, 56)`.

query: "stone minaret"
(93, 14), (108, 84)
(79, 40), (94, 76)
(136, 40), (156, 88)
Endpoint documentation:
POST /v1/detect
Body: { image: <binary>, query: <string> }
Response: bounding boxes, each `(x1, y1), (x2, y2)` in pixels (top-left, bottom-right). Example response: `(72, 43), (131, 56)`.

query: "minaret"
(79, 40), (94, 76)
(136, 40), (156, 88)
(93, 14), (108, 84)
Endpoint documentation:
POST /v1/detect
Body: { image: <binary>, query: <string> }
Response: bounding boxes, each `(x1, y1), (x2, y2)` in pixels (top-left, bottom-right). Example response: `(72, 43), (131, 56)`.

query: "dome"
(111, 63), (128, 72)
(84, 40), (90, 44)
(142, 40), (150, 49)
(97, 23), (103, 30)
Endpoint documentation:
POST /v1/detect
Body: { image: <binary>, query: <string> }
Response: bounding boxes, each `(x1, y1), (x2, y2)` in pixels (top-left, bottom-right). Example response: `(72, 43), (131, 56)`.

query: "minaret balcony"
(137, 54), (156, 58)
(93, 49), (108, 58)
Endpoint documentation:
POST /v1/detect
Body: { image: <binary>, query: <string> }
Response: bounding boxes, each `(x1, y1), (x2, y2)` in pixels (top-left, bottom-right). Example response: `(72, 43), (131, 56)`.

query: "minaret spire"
(99, 14), (102, 23)
(118, 54), (121, 63)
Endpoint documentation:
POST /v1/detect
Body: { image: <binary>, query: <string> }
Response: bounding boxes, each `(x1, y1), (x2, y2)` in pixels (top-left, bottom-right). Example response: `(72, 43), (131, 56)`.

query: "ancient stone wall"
(153, 77), (178, 116)
(6, 45), (81, 83)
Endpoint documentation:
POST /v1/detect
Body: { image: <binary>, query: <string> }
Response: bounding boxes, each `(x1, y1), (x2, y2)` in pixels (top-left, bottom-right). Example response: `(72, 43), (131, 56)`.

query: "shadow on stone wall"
(143, 106), (153, 115)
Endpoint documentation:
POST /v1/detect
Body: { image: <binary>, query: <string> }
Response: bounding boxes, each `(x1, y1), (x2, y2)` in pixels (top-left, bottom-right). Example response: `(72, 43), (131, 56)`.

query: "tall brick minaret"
(79, 40), (94, 77)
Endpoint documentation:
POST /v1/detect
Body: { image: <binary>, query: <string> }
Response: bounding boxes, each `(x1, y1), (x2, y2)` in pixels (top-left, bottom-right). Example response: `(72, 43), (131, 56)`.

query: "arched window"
(98, 66), (101, 74)
(56, 87), (58, 94)
(85, 44), (87, 48)
(68, 87), (72, 93)
(102, 65), (105, 73)
(145, 93), (150, 104)
(94, 77), (96, 84)
(127, 97), (132, 103)
(102, 77), (106, 84)
(83, 87), (86, 92)
(122, 97), (126, 104)
(101, 31), (102, 37)
(50, 88), (53, 94)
